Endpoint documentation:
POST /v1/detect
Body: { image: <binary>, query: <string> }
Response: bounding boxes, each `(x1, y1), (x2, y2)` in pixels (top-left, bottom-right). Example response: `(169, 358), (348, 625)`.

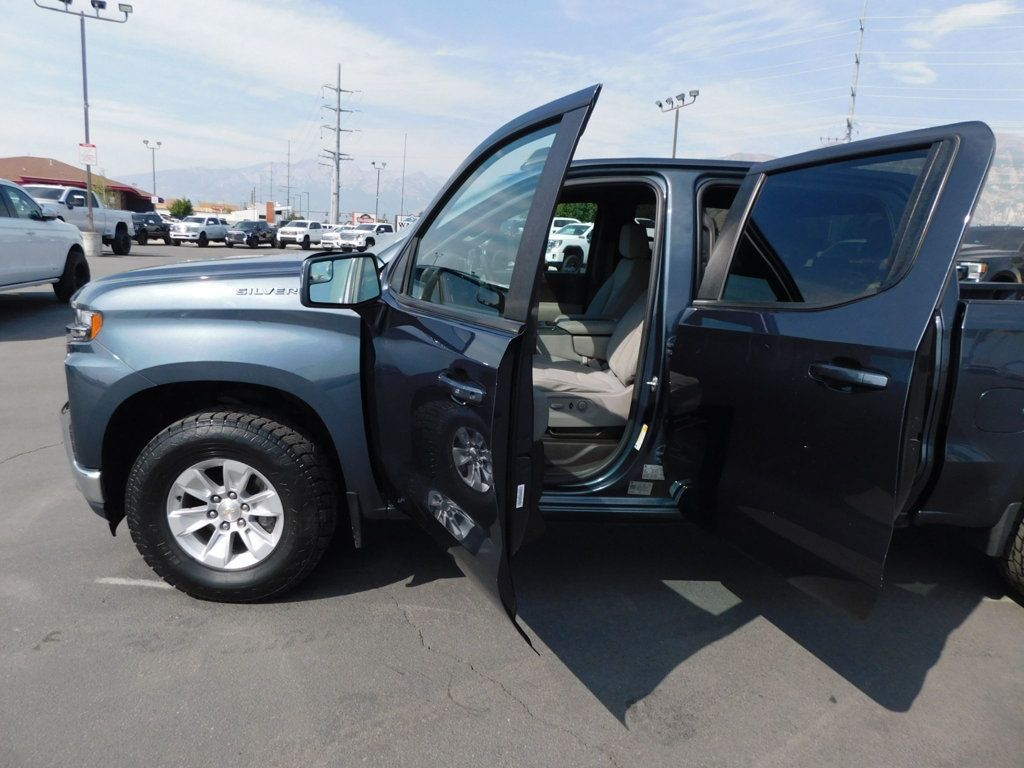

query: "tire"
(225, 241), (234, 248)
(198, 232), (209, 248)
(125, 411), (338, 602)
(301, 235), (311, 250)
(164, 236), (173, 245)
(561, 253), (582, 273)
(413, 400), (494, 509)
(52, 247), (90, 303)
(137, 231), (148, 246)
(111, 227), (132, 255)
(999, 507), (1024, 597)
(248, 237), (257, 249)
(172, 239), (181, 247)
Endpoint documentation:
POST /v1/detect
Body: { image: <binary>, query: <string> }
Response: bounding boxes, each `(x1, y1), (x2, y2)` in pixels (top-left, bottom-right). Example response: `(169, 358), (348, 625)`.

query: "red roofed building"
(0, 155), (160, 212)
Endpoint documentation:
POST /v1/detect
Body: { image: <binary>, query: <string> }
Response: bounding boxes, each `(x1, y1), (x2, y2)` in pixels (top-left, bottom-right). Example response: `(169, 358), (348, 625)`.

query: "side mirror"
(301, 253), (381, 308)
(66, 200), (76, 210)
(476, 285), (504, 312)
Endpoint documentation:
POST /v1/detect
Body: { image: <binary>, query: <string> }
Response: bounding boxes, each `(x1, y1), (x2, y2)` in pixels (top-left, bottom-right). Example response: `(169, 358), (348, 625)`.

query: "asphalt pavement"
(1, 242), (1022, 767)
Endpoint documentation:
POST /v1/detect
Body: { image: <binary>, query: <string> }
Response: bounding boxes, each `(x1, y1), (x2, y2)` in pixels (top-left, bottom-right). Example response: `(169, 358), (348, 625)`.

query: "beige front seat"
(562, 222), (650, 321)
(534, 293), (647, 434)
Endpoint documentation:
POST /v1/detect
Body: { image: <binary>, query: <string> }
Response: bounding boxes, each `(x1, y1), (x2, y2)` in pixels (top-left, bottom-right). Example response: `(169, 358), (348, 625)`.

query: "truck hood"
(74, 253), (307, 307)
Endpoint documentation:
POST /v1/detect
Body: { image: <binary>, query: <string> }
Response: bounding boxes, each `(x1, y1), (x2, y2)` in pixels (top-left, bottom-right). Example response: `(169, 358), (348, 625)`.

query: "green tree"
(555, 202), (598, 222)
(169, 198), (194, 218)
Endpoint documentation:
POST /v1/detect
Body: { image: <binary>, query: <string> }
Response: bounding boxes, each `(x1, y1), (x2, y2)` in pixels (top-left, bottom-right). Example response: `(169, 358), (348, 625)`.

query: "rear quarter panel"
(920, 297), (1024, 527)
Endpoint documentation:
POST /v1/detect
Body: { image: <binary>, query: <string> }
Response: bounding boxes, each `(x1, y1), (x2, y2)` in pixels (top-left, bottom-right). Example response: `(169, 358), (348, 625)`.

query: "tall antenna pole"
(321, 64), (357, 225)
(844, 0), (869, 143)
(282, 140), (291, 215)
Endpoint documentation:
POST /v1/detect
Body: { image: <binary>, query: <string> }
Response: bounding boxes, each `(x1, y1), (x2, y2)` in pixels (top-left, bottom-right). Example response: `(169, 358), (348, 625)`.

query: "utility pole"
(656, 89), (699, 158)
(280, 140), (292, 215)
(142, 139), (161, 201)
(844, 0), (869, 143)
(321, 64), (357, 225)
(34, 1), (133, 239)
(400, 132), (407, 220)
(371, 161), (387, 222)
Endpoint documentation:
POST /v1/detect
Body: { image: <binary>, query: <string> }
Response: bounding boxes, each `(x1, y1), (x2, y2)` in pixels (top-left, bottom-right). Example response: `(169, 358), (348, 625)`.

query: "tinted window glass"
(67, 191), (87, 207)
(4, 186), (42, 219)
(408, 124), (558, 317)
(722, 148), (930, 305)
(24, 186), (63, 200)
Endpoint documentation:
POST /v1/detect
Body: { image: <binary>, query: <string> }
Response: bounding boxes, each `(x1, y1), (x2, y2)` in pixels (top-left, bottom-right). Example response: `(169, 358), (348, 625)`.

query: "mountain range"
(120, 134), (1023, 225)
(119, 158), (446, 220)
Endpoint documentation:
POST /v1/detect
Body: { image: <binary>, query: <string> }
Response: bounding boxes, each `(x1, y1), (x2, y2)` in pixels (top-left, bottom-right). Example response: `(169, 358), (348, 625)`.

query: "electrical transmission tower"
(321, 64), (357, 225)
(844, 0), (869, 143)
(821, 1), (868, 145)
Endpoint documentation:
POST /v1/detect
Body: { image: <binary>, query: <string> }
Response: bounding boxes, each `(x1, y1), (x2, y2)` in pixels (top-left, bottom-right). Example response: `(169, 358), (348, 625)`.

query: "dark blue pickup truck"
(62, 86), (1024, 623)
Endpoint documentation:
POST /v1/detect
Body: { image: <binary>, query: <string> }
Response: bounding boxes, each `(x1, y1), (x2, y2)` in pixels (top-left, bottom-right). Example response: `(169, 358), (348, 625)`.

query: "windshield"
(356, 223), (376, 231)
(556, 224), (590, 236)
(288, 220), (309, 228)
(233, 221), (257, 230)
(23, 186), (63, 200)
(184, 216), (205, 223)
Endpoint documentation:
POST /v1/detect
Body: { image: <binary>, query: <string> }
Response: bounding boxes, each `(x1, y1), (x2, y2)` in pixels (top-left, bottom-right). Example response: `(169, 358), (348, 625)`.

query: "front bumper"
(171, 231), (201, 241)
(226, 232), (251, 244)
(60, 402), (105, 517)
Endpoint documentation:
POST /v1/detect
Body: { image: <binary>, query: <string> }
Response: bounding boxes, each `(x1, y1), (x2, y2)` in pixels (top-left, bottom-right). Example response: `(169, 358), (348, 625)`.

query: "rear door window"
(722, 149), (931, 306)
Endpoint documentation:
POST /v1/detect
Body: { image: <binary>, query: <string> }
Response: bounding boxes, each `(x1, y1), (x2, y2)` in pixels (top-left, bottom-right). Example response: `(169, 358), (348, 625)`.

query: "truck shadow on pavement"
(0, 292), (73, 342)
(283, 517), (1010, 720)
(514, 519), (1011, 720)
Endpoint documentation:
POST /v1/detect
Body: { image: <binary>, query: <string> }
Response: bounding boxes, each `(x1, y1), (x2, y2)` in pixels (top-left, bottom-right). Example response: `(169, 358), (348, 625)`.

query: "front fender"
(76, 308), (382, 513)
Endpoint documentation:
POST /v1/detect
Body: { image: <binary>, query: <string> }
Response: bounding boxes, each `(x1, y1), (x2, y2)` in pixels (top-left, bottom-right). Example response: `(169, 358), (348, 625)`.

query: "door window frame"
(694, 140), (954, 312)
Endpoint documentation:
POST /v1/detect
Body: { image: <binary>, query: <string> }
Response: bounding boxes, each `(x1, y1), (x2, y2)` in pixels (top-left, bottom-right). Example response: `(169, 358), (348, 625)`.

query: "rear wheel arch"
(101, 381), (347, 531)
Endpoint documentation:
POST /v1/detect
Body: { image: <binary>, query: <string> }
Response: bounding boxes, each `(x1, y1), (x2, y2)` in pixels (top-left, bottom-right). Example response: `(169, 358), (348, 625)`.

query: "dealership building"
(0, 155), (160, 212)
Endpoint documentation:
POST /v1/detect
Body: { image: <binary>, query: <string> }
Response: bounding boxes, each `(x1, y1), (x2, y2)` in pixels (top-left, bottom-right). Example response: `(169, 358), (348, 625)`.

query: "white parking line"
(96, 577), (173, 590)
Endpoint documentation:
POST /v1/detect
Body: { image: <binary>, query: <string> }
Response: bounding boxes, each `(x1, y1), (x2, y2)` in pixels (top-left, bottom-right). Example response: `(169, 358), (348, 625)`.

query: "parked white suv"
(170, 215), (230, 247)
(276, 220), (324, 249)
(0, 179), (89, 302)
(545, 222), (592, 272)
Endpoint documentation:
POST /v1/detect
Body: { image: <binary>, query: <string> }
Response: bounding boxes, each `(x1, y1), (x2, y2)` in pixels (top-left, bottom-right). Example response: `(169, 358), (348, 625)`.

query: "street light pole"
(371, 161), (387, 222)
(142, 139), (161, 203)
(34, 1), (133, 236)
(656, 89), (699, 159)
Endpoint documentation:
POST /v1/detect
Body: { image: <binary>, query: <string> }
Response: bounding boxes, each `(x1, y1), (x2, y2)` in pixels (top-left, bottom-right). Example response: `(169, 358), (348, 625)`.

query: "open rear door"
(667, 123), (994, 591)
(365, 86), (601, 623)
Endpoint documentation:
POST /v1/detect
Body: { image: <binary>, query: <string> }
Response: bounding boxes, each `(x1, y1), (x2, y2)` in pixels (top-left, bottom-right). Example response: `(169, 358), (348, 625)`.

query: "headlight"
(548, 239), (561, 249)
(958, 261), (988, 281)
(67, 307), (103, 342)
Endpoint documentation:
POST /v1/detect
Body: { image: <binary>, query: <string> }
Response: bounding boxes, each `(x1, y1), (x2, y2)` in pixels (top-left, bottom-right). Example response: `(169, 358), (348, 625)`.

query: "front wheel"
(125, 412), (338, 602)
(198, 232), (209, 248)
(561, 253), (582, 273)
(301, 235), (310, 250)
(137, 231), (148, 246)
(225, 241), (234, 248)
(172, 239), (181, 246)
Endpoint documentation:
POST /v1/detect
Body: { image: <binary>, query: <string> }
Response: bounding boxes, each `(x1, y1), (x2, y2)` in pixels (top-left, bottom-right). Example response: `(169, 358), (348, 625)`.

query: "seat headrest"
(619, 222), (651, 260)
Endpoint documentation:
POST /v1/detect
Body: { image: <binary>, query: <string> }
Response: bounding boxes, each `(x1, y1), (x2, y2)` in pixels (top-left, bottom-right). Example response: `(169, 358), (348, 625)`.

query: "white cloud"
(877, 60), (939, 85)
(920, 0), (1018, 36)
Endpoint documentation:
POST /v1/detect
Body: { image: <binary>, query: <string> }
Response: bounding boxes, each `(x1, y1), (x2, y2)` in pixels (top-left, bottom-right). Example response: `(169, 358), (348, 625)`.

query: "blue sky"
(1, 0), (1022, 183)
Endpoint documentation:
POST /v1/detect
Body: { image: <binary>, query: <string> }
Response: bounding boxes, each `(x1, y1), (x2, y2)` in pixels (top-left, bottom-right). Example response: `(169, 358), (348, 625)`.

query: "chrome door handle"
(439, 372), (486, 406)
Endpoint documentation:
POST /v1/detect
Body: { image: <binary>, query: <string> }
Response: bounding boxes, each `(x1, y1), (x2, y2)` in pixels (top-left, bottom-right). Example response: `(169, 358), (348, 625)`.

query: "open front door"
(366, 86), (601, 621)
(668, 123), (994, 590)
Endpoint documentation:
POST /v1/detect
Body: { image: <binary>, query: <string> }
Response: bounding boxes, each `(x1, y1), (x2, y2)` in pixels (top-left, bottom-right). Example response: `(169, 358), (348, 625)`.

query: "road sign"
(79, 143), (97, 165)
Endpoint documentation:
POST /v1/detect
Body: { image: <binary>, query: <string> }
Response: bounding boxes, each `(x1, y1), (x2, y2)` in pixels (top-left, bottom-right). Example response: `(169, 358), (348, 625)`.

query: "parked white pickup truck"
(170, 215), (230, 247)
(0, 179), (89, 302)
(24, 184), (135, 255)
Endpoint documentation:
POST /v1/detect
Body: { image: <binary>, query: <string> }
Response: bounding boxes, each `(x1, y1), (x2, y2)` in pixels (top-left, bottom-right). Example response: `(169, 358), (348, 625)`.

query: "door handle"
(439, 372), (486, 406)
(808, 362), (889, 391)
